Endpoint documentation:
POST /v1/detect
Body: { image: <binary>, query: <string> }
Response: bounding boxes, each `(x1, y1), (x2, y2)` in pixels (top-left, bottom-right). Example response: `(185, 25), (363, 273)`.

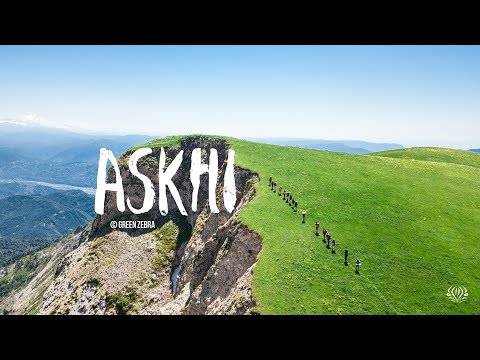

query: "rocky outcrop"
(1, 137), (262, 315)
(0, 224), (90, 314)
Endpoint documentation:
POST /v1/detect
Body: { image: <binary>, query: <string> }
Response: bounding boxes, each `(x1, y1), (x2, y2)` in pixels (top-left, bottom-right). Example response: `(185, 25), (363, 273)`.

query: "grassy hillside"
(138, 136), (480, 314)
(370, 147), (480, 169)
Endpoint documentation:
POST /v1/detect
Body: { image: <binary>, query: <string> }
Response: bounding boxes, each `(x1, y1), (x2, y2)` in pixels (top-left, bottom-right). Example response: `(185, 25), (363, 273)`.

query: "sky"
(0, 45), (479, 149)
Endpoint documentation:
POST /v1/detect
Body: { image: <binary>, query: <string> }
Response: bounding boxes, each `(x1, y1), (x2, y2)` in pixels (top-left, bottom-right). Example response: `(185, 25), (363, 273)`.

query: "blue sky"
(0, 45), (479, 148)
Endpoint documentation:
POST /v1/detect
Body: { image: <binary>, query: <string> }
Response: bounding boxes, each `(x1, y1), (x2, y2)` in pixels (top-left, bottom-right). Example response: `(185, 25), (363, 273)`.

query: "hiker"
(273, 181), (277, 192)
(283, 189), (286, 200)
(315, 222), (320, 236)
(326, 232), (331, 248)
(302, 211), (307, 223)
(322, 229), (328, 242)
(290, 197), (295, 208)
(269, 176), (272, 187)
(355, 258), (361, 274)
(285, 191), (290, 203)
(271, 179), (274, 190)
(344, 249), (349, 265)
(278, 186), (283, 196)
(331, 239), (337, 253)
(294, 200), (298, 212)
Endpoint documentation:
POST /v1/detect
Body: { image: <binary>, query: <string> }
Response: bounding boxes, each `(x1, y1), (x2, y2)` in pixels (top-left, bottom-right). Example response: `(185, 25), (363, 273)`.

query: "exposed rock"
(1, 137), (262, 315)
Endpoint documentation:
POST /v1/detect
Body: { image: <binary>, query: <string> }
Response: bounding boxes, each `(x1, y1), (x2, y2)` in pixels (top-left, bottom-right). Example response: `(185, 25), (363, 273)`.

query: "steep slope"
(130, 136), (480, 314)
(0, 225), (90, 313)
(228, 140), (480, 314)
(1, 137), (261, 314)
(2, 136), (479, 315)
(0, 237), (53, 267)
(370, 147), (480, 169)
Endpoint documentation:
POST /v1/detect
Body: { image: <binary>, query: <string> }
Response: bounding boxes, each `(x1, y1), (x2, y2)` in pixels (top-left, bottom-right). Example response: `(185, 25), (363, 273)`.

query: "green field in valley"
(140, 136), (480, 314)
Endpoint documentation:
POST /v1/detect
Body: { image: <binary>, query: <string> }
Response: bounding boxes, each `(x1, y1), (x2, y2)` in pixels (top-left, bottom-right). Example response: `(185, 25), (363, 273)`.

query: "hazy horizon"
(0, 116), (477, 150)
(1, 45), (479, 149)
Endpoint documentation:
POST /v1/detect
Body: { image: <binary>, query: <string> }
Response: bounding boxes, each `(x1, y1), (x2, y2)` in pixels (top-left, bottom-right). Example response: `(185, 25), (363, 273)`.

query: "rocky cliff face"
(1, 137), (262, 315)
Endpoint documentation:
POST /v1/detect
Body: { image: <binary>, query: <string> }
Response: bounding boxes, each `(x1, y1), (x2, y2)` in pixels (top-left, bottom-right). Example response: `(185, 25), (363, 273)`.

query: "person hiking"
(326, 232), (331, 248)
(285, 191), (290, 202)
(269, 176), (272, 187)
(302, 211), (307, 223)
(331, 239), (337, 253)
(273, 181), (277, 192)
(294, 200), (298, 212)
(290, 197), (295, 208)
(278, 186), (283, 196)
(283, 189), (286, 200)
(344, 249), (349, 265)
(355, 258), (361, 274)
(322, 229), (328, 242)
(315, 222), (320, 236)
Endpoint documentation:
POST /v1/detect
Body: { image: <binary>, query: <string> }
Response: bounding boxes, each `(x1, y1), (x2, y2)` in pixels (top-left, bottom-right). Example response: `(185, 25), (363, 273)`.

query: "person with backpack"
(278, 186), (283, 196)
(302, 211), (307, 223)
(283, 189), (286, 200)
(331, 238), (337, 253)
(315, 222), (320, 236)
(273, 181), (277, 192)
(344, 249), (349, 265)
(326, 232), (331, 249)
(355, 258), (361, 274)
(269, 176), (272, 187)
(322, 229), (328, 242)
(285, 191), (290, 203)
(294, 200), (298, 212)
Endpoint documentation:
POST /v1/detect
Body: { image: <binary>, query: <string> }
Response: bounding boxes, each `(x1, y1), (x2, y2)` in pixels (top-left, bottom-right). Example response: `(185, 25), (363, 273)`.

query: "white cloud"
(19, 113), (62, 128)
(19, 113), (47, 125)
(0, 113), (72, 130)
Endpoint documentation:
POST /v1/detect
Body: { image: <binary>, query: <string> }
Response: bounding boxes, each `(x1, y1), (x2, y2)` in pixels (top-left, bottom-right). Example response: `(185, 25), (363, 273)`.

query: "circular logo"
(446, 286), (468, 303)
(110, 221), (117, 229)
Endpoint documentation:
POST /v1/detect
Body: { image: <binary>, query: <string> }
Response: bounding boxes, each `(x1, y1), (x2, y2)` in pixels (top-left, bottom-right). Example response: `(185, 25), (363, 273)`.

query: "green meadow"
(140, 136), (480, 314)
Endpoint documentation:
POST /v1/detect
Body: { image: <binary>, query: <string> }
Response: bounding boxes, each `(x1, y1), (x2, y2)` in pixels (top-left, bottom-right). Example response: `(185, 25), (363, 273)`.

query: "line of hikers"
(269, 176), (298, 212)
(269, 175), (361, 274)
(314, 222), (361, 274)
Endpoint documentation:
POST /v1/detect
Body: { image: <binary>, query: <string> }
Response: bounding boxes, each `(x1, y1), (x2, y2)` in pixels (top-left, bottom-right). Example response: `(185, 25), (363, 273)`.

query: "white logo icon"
(446, 286), (468, 303)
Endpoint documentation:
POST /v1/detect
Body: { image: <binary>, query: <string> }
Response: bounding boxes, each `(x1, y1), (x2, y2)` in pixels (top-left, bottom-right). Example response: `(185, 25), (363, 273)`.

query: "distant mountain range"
(0, 121), (425, 268)
(0, 120), (154, 265)
(469, 148), (480, 153)
(246, 137), (404, 154)
(0, 120), (156, 187)
(0, 190), (94, 266)
(0, 190), (94, 240)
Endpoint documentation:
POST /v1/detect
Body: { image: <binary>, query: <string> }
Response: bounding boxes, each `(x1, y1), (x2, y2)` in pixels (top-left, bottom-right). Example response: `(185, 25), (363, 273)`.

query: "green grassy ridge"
(370, 147), (480, 169)
(129, 134), (228, 151)
(138, 136), (480, 314)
